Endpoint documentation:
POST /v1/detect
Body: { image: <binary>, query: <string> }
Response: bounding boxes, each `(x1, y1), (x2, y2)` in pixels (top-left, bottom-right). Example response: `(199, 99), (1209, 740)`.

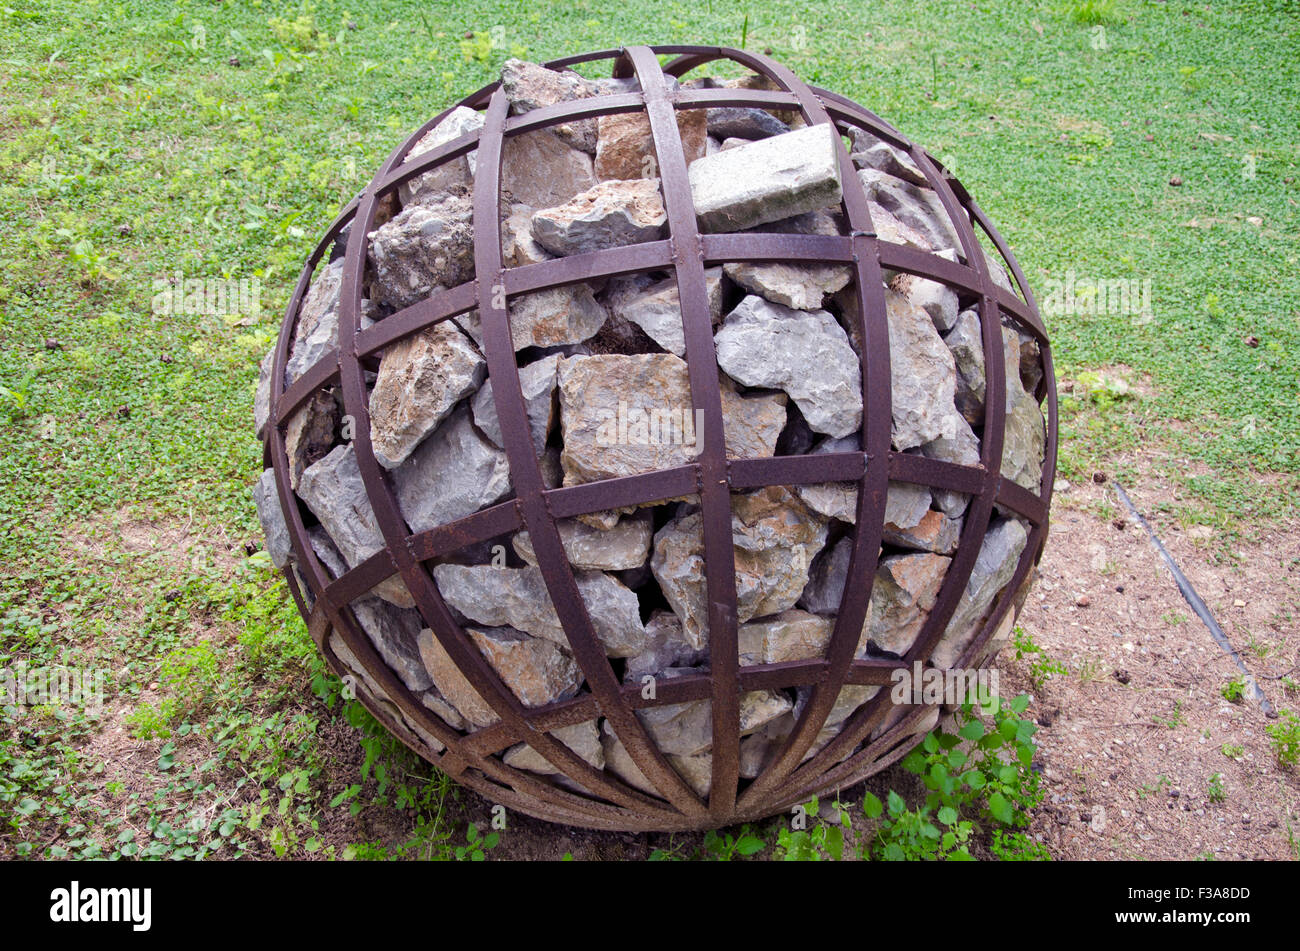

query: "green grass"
(0, 0), (1297, 859)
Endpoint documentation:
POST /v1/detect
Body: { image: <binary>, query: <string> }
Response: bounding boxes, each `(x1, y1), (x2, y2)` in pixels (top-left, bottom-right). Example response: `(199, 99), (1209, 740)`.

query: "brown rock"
(595, 109), (708, 181)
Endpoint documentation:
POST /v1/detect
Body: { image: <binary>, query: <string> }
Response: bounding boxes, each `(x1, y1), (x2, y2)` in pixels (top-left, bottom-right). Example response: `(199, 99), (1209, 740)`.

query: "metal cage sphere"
(257, 45), (1058, 832)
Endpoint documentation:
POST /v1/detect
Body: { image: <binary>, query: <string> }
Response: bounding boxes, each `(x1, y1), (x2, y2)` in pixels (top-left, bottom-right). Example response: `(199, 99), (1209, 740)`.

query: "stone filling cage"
(260, 45), (1058, 832)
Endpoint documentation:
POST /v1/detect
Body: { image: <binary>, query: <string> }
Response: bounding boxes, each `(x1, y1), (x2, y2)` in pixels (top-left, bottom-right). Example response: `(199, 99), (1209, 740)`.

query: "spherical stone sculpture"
(252, 45), (1057, 832)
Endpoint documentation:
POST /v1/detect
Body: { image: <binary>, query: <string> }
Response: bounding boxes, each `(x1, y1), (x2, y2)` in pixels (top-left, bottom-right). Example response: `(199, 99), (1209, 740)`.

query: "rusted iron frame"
(262, 44), (1055, 829)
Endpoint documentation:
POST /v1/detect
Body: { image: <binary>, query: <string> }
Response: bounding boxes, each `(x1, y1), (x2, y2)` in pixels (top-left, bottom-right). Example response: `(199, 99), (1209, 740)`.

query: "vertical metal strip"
(623, 45), (742, 818)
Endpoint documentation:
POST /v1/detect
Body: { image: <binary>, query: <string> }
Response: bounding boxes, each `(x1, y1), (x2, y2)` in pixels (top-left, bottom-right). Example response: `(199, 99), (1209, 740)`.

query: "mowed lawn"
(0, 0), (1296, 859)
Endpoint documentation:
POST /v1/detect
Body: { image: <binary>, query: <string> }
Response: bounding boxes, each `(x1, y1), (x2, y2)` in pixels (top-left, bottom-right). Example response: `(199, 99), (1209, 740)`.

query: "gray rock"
(392, 405), (512, 534)
(286, 259), (344, 384)
(706, 106), (789, 141)
(367, 195), (475, 311)
(624, 611), (705, 682)
(531, 179), (667, 257)
(689, 123), (843, 233)
(253, 468), (294, 569)
(885, 287), (961, 450)
(369, 322), (485, 469)
(857, 167), (959, 251)
(470, 353), (559, 456)
(284, 388), (340, 488)
(634, 683), (793, 757)
(503, 720), (604, 774)
(352, 595), (434, 693)
(931, 517), (1029, 668)
(738, 610), (834, 666)
(607, 268), (723, 356)
(254, 348), (274, 438)
(504, 284), (608, 352)
(298, 444), (385, 569)
(467, 625), (583, 708)
(794, 435), (861, 523)
(848, 128), (928, 187)
(798, 535), (950, 657)
(308, 512), (414, 610)
(556, 354), (785, 486)
(501, 130), (598, 209)
(723, 260), (853, 311)
(918, 415), (981, 517)
(600, 720), (715, 797)
(513, 511), (652, 571)
(501, 204), (554, 268)
(867, 200), (934, 252)
(652, 486), (828, 648)
(890, 254), (960, 334)
(500, 58), (601, 154)
(416, 627), (499, 727)
(399, 105), (485, 206)
(945, 309), (986, 425)
(715, 295), (862, 439)
(431, 563), (647, 658)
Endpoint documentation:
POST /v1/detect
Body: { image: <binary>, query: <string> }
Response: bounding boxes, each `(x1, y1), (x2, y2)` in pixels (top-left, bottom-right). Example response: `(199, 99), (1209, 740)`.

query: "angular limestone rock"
(931, 517), (1029, 668)
(857, 167), (960, 251)
(556, 353), (785, 485)
(297, 444), (385, 569)
(284, 389), (340, 489)
(391, 405), (512, 534)
(706, 106), (789, 141)
(416, 627), (499, 728)
(715, 295), (862, 438)
(467, 625), (583, 708)
(738, 610), (834, 666)
(352, 595), (433, 693)
(635, 685), (793, 757)
(945, 309), (986, 425)
(865, 552), (951, 655)
(793, 435), (863, 524)
(253, 468), (293, 569)
(885, 287), (961, 450)
(286, 260), (344, 384)
(254, 349), (275, 438)
(723, 260), (853, 312)
(506, 284), (608, 352)
(652, 486), (828, 648)
(503, 720), (604, 774)
(595, 109), (707, 181)
(470, 353), (559, 456)
(890, 263), (960, 336)
(367, 195), (475, 311)
(531, 179), (667, 257)
(501, 204), (554, 267)
(689, 124), (843, 233)
(369, 322), (486, 469)
(501, 58), (601, 154)
(512, 512), (652, 572)
(624, 611), (705, 682)
(799, 535), (950, 656)
(607, 268), (723, 356)
(431, 563), (647, 658)
(501, 130), (598, 208)
(399, 105), (485, 206)
(849, 128), (928, 187)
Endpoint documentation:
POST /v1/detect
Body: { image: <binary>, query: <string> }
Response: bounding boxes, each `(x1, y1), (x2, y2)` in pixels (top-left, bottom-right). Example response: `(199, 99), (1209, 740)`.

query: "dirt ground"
(1011, 473), (1300, 860)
